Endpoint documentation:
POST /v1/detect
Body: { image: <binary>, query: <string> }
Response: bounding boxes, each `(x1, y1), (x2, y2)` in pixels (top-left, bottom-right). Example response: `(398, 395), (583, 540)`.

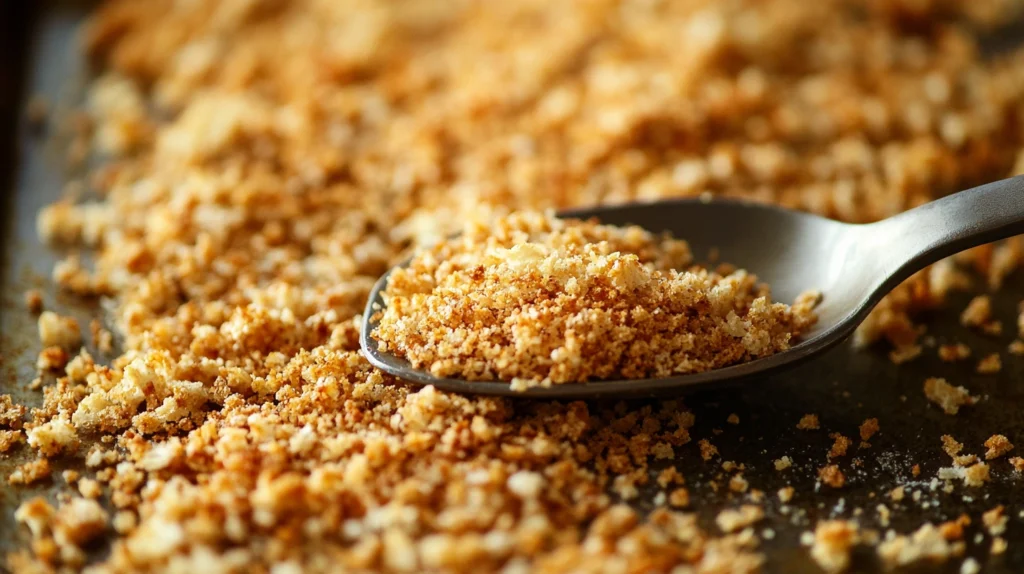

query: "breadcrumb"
(374, 213), (818, 387)
(818, 465), (846, 489)
(797, 414), (820, 430)
(983, 435), (1014, 460)
(924, 378), (977, 415)
(976, 353), (1002, 374)
(960, 296), (992, 328)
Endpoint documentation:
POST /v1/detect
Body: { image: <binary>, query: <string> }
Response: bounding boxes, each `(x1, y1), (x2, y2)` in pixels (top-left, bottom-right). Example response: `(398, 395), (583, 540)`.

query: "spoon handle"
(868, 174), (1024, 288)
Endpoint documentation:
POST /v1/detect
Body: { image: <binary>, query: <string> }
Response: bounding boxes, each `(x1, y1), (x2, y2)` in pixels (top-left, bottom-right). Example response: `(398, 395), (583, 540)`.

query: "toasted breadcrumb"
(991, 537), (1008, 555)
(8, 458), (51, 485)
(976, 353), (1002, 374)
(716, 505), (764, 533)
(828, 434), (852, 459)
(797, 414), (820, 430)
(818, 465), (846, 489)
(774, 456), (793, 471)
(1009, 457), (1024, 472)
(24, 289), (44, 314)
(37, 311), (81, 350)
(982, 506), (1007, 536)
(889, 344), (922, 365)
(877, 524), (965, 569)
(699, 439), (719, 461)
(859, 418), (880, 442)
(778, 487), (794, 503)
(960, 296), (992, 328)
(924, 378), (977, 415)
(1009, 340), (1024, 355)
(984, 435), (1014, 460)
(890, 487), (905, 502)
(12, 0), (1024, 571)
(809, 520), (860, 573)
(726, 413), (740, 425)
(374, 213), (818, 387)
(938, 343), (971, 362)
(669, 488), (690, 508)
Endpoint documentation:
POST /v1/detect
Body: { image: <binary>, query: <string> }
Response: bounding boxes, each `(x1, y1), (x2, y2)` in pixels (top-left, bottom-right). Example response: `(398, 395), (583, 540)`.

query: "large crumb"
(808, 520), (860, 573)
(877, 523), (965, 569)
(374, 212), (818, 387)
(984, 435), (1014, 460)
(797, 414), (820, 430)
(818, 465), (846, 489)
(716, 505), (765, 533)
(960, 296), (992, 328)
(976, 353), (1002, 374)
(924, 378), (977, 415)
(10, 0), (1024, 571)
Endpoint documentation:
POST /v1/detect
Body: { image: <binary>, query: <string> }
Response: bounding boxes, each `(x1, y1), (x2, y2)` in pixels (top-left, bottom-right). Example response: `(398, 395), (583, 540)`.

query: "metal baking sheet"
(2, 3), (1024, 573)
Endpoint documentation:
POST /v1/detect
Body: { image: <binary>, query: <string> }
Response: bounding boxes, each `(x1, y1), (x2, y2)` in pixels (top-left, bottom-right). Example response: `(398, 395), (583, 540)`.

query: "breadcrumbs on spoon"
(373, 212), (818, 388)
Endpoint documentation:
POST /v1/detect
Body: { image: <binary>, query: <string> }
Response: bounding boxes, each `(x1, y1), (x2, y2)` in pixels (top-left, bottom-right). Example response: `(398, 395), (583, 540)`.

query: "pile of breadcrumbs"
(5, 0), (1024, 572)
(374, 212), (818, 388)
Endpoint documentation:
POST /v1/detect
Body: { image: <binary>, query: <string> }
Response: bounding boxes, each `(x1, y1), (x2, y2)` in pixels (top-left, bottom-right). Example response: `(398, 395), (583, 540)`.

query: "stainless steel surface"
(361, 177), (1024, 397)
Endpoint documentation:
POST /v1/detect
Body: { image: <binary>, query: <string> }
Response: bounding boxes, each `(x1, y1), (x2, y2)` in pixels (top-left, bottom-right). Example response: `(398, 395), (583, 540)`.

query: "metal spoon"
(360, 175), (1024, 398)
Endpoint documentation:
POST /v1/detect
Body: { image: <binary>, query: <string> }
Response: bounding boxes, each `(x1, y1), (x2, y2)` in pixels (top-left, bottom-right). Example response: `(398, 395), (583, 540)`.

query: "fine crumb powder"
(374, 212), (819, 388)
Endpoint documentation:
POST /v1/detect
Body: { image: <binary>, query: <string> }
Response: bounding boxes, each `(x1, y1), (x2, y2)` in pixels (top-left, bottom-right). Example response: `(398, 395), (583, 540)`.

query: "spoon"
(361, 175), (1024, 398)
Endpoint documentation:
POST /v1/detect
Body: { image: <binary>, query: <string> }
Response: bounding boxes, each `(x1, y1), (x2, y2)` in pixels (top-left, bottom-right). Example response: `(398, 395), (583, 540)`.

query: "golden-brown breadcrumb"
(374, 212), (817, 388)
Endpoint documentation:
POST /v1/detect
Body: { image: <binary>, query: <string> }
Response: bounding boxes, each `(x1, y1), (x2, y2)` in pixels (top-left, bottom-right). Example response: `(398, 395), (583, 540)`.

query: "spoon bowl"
(361, 176), (1024, 397)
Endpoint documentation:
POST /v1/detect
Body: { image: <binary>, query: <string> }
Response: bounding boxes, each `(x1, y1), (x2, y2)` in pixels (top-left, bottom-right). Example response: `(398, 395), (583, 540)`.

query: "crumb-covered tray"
(3, 2), (1024, 573)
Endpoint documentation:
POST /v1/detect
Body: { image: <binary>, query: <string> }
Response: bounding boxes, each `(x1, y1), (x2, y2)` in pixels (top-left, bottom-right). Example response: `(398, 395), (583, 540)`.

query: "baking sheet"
(2, 3), (1024, 573)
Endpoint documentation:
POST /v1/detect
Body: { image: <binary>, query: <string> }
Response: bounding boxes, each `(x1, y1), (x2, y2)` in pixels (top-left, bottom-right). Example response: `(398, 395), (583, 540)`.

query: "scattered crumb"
(828, 433), (852, 459)
(726, 413), (740, 425)
(669, 488), (690, 508)
(699, 439), (718, 461)
(890, 487), (905, 502)
(924, 378), (977, 415)
(809, 520), (860, 573)
(797, 414), (820, 430)
(976, 353), (1002, 374)
(982, 506), (1007, 536)
(818, 465), (846, 489)
(1009, 340), (1024, 355)
(778, 487), (794, 504)
(24, 290), (44, 314)
(8, 458), (52, 485)
(877, 523), (965, 569)
(984, 435), (1013, 460)
(1009, 457), (1024, 472)
(889, 344), (922, 364)
(991, 537), (1008, 555)
(37, 311), (81, 350)
(960, 296), (992, 328)
(859, 419), (879, 442)
(774, 456), (793, 471)
(716, 505), (764, 533)
(938, 343), (971, 362)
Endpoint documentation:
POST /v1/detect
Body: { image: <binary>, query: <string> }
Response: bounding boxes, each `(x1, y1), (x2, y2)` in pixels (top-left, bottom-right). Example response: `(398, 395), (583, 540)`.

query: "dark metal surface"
(362, 178), (1024, 398)
(4, 4), (1024, 574)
